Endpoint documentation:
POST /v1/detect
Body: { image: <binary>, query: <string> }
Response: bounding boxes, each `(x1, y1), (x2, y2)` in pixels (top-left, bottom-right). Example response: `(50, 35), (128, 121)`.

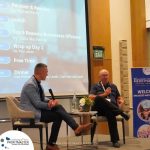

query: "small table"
(66, 111), (98, 146)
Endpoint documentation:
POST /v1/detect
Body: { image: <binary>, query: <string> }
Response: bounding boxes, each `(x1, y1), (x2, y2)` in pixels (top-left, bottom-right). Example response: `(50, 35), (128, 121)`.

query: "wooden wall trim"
(88, 0), (112, 84)
(130, 0), (149, 67)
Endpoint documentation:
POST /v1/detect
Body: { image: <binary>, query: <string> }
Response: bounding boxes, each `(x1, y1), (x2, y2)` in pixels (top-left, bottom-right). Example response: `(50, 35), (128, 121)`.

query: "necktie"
(37, 82), (45, 101)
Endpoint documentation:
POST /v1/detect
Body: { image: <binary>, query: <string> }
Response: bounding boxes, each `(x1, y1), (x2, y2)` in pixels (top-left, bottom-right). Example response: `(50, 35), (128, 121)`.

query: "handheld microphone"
(49, 89), (55, 100)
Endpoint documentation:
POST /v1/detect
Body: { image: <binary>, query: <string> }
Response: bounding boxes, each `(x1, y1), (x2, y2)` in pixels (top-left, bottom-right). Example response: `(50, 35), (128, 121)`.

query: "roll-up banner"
(131, 68), (150, 138)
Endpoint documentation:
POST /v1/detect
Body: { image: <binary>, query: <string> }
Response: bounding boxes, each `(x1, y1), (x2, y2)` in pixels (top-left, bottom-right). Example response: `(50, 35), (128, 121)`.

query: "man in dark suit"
(20, 63), (91, 150)
(89, 69), (129, 148)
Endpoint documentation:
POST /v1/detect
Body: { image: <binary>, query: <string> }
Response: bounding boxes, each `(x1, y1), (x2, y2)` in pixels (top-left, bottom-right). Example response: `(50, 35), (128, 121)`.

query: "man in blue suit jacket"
(20, 63), (91, 150)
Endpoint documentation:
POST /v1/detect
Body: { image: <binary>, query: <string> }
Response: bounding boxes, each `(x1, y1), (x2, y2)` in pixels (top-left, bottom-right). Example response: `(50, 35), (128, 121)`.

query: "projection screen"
(0, 0), (89, 97)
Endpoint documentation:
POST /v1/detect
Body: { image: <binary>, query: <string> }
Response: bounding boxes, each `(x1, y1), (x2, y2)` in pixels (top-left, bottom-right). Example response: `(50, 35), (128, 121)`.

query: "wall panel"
(130, 0), (149, 67)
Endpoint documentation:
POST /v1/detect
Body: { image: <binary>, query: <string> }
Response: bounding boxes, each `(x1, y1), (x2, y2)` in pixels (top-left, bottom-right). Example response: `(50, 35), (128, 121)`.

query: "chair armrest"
(6, 96), (35, 122)
(13, 110), (35, 119)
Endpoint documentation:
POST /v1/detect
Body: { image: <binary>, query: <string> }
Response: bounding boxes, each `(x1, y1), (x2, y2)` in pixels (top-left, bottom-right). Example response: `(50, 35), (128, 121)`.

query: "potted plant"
(79, 96), (93, 112)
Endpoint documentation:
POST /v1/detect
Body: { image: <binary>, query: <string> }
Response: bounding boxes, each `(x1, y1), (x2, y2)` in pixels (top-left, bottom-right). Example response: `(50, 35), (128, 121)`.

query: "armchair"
(6, 96), (48, 150)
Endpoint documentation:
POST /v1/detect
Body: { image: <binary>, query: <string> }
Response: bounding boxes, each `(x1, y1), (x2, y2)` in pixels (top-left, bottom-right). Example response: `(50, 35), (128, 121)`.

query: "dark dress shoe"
(112, 142), (120, 148)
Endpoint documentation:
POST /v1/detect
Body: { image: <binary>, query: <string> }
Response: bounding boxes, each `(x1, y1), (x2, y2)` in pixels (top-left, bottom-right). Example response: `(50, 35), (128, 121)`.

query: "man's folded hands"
(48, 99), (59, 108)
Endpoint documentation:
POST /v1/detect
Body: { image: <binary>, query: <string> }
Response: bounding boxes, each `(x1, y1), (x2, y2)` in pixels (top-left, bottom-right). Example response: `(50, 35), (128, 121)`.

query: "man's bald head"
(98, 69), (109, 84)
(99, 69), (109, 76)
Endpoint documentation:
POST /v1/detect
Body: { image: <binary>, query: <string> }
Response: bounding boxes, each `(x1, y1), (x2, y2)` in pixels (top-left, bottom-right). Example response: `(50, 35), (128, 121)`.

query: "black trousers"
(91, 96), (124, 143)
(40, 105), (78, 145)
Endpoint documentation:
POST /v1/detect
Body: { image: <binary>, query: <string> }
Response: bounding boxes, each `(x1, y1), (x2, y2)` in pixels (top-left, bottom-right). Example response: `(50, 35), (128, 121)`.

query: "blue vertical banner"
(131, 68), (150, 138)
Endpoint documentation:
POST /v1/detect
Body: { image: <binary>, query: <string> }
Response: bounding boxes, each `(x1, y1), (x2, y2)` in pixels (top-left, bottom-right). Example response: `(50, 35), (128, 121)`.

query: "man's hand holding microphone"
(48, 89), (59, 108)
(104, 87), (111, 96)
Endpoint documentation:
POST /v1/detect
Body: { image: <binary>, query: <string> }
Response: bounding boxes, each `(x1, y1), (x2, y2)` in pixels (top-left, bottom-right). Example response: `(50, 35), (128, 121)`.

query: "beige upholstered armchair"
(6, 96), (48, 150)
(91, 115), (126, 144)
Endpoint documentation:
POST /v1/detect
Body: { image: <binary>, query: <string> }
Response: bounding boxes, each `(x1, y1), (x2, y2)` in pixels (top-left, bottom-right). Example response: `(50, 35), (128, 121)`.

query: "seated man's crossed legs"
(41, 105), (92, 150)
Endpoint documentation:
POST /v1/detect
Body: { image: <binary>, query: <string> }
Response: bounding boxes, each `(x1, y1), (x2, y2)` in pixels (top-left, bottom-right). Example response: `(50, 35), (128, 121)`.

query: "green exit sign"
(93, 46), (104, 59)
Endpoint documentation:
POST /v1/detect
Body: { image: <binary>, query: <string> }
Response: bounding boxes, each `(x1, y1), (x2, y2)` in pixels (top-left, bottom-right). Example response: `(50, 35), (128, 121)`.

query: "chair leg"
(122, 119), (125, 144)
(46, 126), (48, 144)
(13, 125), (17, 130)
(18, 128), (22, 131)
(66, 123), (68, 148)
(91, 121), (97, 144)
(39, 128), (43, 150)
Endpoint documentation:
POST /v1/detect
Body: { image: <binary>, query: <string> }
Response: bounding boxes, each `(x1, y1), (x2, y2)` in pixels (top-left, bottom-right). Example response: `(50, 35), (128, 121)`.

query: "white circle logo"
(0, 130), (34, 150)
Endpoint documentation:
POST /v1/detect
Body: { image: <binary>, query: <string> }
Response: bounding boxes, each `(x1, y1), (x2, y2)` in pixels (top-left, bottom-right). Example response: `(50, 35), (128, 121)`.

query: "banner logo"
(143, 68), (150, 75)
(0, 130), (34, 150)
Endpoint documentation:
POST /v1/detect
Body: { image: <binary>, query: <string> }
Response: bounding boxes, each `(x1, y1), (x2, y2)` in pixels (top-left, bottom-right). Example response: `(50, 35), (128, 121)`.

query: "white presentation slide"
(0, 0), (89, 97)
